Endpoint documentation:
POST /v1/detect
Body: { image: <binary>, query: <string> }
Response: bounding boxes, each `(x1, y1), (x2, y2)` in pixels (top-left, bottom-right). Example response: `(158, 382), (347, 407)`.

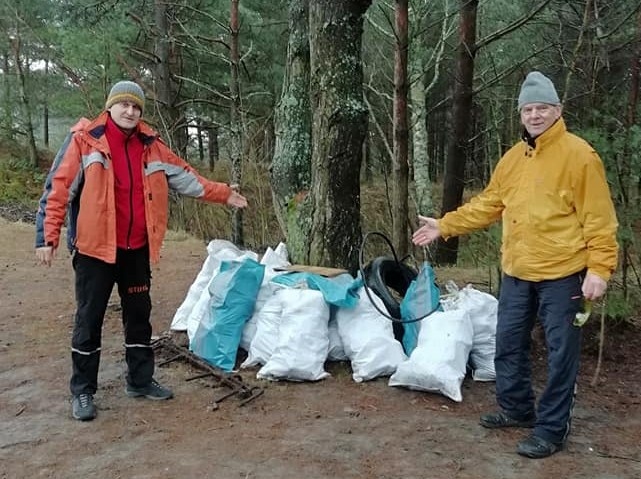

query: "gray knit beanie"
(105, 80), (145, 114)
(517, 71), (560, 110)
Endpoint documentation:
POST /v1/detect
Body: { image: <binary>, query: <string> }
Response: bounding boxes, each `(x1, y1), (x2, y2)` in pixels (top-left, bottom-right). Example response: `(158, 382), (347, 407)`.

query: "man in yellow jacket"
(413, 71), (618, 458)
(35, 80), (248, 422)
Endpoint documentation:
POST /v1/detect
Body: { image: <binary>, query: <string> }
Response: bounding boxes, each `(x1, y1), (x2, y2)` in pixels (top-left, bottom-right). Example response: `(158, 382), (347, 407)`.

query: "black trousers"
(495, 271), (584, 445)
(70, 246), (154, 395)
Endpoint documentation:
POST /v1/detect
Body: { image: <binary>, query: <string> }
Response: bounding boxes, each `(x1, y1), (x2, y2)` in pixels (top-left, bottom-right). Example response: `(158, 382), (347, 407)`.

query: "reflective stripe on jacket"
(35, 112), (232, 264)
(438, 118), (618, 281)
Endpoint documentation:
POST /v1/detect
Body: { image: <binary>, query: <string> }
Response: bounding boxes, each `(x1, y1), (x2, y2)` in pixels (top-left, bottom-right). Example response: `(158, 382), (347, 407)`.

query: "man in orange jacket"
(413, 71), (618, 458)
(35, 80), (248, 421)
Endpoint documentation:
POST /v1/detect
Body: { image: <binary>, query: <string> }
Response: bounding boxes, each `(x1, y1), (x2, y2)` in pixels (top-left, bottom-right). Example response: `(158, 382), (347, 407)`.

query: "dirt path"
(1, 218), (640, 479)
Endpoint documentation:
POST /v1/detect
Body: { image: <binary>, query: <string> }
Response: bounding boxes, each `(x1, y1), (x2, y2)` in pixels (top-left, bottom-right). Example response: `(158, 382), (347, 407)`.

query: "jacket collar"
(71, 111), (158, 147)
(521, 117), (566, 150)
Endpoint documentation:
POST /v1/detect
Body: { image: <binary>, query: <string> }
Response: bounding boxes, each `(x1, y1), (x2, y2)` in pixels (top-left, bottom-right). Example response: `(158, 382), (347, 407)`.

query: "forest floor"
(1, 216), (641, 479)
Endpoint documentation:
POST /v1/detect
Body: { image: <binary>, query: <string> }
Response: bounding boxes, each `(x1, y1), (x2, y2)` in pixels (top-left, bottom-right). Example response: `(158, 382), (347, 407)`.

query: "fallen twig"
(590, 296), (607, 387)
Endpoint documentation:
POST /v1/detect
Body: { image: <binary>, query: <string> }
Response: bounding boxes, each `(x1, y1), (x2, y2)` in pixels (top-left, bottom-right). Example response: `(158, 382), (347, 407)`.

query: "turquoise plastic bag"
(399, 262), (441, 354)
(272, 272), (362, 308)
(190, 258), (265, 371)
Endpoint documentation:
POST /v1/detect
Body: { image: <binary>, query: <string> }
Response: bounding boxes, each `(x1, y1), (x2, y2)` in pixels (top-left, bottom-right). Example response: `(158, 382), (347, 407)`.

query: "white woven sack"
(389, 309), (473, 402)
(336, 287), (407, 383)
(171, 239), (247, 331)
(441, 283), (498, 382)
(257, 289), (330, 381)
(241, 291), (284, 367)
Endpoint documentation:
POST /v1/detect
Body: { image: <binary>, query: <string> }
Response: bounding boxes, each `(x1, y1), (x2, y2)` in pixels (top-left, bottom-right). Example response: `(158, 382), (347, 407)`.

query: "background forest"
(1, 0), (640, 320)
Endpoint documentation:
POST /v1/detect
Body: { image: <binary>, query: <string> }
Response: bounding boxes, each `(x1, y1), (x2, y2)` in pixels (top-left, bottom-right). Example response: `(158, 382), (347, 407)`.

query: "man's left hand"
(582, 272), (607, 301)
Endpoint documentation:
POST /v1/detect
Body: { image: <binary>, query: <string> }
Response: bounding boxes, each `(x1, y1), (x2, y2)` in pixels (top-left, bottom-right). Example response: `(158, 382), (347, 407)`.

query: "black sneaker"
(125, 379), (173, 400)
(72, 393), (97, 421)
(517, 434), (562, 459)
(479, 410), (535, 429)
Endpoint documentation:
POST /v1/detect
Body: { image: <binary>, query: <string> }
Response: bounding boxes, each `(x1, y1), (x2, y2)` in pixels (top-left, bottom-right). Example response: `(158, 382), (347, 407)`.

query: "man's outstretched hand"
(412, 215), (442, 246)
(226, 184), (248, 208)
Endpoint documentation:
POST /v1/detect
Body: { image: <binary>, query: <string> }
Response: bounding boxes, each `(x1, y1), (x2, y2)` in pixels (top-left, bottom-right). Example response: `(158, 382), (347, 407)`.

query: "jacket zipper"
(125, 136), (134, 249)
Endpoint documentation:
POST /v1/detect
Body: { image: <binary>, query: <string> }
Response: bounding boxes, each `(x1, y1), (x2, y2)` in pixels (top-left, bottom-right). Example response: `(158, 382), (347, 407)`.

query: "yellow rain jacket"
(438, 118), (618, 281)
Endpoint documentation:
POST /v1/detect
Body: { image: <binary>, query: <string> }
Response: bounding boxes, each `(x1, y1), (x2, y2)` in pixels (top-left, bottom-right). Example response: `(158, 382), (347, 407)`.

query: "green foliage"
(0, 156), (44, 205)
(603, 289), (639, 323)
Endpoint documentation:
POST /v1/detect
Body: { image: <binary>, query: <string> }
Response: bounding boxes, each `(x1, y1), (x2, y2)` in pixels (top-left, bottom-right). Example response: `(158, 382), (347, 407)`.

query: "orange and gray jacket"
(437, 118), (619, 282)
(35, 112), (232, 264)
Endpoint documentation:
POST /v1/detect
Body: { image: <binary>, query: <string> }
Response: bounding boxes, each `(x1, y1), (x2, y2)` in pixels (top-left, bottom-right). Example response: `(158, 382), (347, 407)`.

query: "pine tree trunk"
(308, 0), (371, 271)
(271, 0), (313, 263)
(392, 0), (410, 258)
(12, 36), (37, 168)
(437, 0), (478, 265)
(230, 0), (244, 246)
(153, 0), (187, 155)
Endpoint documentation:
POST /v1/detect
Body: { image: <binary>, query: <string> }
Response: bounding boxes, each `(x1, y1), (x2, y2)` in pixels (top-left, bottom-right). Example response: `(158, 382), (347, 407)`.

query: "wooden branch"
(363, 91), (393, 162)
(475, 0), (554, 52)
(172, 74), (232, 102)
(166, 1), (229, 31)
(590, 296), (606, 387)
(175, 32), (230, 49)
(426, 43), (555, 114)
(174, 97), (229, 110)
(562, 0), (592, 105)
(599, 0), (641, 40)
(127, 45), (161, 64)
(594, 452), (641, 463)
(365, 3), (394, 40)
(423, 0), (454, 95)
(474, 43), (556, 94)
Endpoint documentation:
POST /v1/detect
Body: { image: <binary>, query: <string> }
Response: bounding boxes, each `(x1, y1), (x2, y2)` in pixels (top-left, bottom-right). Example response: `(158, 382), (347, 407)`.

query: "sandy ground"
(1, 217), (640, 479)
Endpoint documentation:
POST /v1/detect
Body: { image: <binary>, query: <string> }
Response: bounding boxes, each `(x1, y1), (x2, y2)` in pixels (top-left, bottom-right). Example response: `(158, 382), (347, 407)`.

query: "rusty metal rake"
(151, 335), (264, 409)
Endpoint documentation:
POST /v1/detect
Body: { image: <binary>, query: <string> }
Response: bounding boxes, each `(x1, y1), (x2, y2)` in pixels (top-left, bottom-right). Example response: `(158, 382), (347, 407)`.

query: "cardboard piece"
(274, 264), (349, 278)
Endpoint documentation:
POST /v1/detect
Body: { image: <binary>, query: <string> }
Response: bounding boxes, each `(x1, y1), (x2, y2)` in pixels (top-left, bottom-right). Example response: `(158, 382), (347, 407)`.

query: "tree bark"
(43, 59), (49, 149)
(1, 52), (12, 140)
(618, 7), (641, 299)
(436, 0), (478, 265)
(271, 0), (313, 263)
(11, 35), (38, 168)
(392, 0), (410, 258)
(208, 125), (219, 170)
(308, 0), (371, 271)
(230, 0), (244, 246)
(153, 0), (188, 155)
(410, 58), (432, 217)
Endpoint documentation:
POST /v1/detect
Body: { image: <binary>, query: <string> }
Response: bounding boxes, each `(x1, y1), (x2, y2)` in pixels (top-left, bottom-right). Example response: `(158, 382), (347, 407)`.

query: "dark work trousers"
(70, 246), (154, 396)
(495, 271), (584, 445)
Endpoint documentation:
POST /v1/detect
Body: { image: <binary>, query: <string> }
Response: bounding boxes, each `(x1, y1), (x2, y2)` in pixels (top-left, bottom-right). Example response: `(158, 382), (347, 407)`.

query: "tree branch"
(474, 0), (554, 51)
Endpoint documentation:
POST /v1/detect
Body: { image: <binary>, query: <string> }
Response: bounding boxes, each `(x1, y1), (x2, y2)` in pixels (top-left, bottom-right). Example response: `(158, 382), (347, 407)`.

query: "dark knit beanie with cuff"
(105, 81), (145, 114)
(517, 71), (560, 110)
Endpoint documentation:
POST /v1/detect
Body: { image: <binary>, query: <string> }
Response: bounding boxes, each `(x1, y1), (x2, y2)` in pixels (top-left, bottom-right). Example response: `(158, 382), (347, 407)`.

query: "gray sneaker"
(72, 393), (97, 421)
(125, 379), (173, 400)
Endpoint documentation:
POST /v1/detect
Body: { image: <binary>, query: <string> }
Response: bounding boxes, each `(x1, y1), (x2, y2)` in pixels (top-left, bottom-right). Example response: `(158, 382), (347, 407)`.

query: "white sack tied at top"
(170, 239), (257, 332)
(240, 243), (290, 351)
(336, 286), (407, 383)
(389, 309), (473, 402)
(440, 281), (498, 382)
